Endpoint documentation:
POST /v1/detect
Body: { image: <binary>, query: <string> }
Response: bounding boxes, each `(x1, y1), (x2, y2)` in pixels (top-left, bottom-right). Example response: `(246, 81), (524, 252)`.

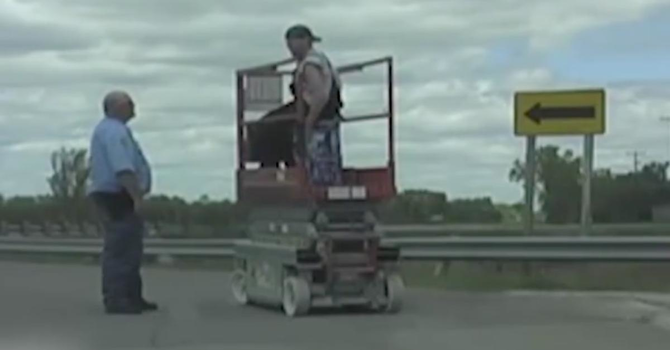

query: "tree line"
(0, 147), (504, 226)
(509, 145), (670, 223)
(3, 145), (668, 226)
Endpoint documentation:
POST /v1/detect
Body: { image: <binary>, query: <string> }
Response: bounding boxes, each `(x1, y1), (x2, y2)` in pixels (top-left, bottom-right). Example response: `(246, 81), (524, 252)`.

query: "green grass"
(402, 261), (670, 292)
(402, 262), (560, 291)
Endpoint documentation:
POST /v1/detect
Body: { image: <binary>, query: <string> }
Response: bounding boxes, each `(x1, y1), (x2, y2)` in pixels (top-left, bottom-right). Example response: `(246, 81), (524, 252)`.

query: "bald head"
(103, 91), (135, 122)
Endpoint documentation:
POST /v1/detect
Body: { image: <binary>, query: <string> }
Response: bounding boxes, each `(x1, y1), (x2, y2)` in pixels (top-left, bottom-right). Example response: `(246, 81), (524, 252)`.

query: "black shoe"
(139, 299), (158, 312)
(105, 302), (142, 315)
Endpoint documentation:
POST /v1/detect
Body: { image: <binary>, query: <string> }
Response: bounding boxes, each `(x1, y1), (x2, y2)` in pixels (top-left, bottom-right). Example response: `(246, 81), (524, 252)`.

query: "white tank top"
(296, 49), (341, 107)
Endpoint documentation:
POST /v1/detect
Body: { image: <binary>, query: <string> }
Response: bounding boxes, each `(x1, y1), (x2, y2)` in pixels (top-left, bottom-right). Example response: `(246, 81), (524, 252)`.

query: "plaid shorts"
(307, 122), (342, 186)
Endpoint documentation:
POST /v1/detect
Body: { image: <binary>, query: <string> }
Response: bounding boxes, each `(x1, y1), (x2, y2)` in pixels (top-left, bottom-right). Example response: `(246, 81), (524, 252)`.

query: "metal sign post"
(524, 136), (537, 235)
(581, 135), (594, 235)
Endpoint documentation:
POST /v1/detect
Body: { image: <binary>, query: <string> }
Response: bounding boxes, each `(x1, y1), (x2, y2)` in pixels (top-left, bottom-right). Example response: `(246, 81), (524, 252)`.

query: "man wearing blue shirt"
(88, 91), (157, 315)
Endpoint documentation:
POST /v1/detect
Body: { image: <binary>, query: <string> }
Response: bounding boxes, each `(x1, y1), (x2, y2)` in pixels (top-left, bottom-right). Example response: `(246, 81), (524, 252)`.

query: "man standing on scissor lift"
(285, 24), (344, 186)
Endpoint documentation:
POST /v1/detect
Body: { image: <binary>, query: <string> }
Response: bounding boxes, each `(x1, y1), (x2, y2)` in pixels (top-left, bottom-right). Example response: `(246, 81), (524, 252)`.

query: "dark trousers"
(91, 192), (144, 306)
(101, 213), (144, 306)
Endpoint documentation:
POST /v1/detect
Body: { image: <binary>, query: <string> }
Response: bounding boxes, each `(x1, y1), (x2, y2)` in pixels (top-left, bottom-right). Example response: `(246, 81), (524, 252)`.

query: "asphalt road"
(2, 262), (670, 350)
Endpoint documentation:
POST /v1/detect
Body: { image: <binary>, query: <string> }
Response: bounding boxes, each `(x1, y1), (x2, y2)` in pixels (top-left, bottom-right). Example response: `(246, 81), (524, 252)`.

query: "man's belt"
(90, 191), (135, 221)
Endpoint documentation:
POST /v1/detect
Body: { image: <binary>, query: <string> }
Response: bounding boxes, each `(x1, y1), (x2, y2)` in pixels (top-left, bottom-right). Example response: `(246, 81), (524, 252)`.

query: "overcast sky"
(1, 0), (670, 203)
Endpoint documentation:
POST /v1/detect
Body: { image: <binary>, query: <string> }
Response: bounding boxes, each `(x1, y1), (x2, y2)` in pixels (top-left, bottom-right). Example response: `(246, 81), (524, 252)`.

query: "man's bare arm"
(303, 64), (329, 127)
(117, 171), (143, 207)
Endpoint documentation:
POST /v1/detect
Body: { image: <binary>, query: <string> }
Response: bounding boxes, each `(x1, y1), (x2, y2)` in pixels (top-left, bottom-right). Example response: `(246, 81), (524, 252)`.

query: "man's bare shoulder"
(298, 50), (329, 71)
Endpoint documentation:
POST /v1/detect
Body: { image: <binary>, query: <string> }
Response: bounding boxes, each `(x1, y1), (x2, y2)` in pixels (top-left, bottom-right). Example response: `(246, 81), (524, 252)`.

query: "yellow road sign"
(514, 89), (605, 136)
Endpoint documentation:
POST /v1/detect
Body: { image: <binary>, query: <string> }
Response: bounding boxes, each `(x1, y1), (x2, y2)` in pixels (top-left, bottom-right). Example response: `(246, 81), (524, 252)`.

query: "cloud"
(1, 0), (669, 202)
(0, 0), (97, 56)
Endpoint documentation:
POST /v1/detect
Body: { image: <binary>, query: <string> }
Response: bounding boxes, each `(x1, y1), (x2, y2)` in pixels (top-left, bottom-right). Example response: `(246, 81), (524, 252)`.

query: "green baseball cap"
(285, 24), (322, 42)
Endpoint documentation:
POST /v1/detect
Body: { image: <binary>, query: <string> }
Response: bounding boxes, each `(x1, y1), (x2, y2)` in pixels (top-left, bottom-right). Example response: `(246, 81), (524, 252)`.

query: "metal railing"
(2, 235), (670, 262)
(3, 221), (670, 238)
(0, 221), (244, 238)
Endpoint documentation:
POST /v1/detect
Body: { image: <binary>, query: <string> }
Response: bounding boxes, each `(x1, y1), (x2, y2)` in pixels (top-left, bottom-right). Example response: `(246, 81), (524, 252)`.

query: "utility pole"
(661, 116), (670, 165)
(627, 150), (645, 173)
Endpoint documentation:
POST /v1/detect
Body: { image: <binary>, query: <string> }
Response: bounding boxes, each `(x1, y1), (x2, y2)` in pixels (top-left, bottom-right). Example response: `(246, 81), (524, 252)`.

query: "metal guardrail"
(0, 222), (239, 239)
(2, 236), (670, 261)
(380, 223), (670, 236)
(391, 236), (670, 261)
(3, 222), (670, 238)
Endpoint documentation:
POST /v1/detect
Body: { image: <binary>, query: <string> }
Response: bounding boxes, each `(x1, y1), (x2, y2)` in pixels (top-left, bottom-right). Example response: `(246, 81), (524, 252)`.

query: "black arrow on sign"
(525, 103), (596, 124)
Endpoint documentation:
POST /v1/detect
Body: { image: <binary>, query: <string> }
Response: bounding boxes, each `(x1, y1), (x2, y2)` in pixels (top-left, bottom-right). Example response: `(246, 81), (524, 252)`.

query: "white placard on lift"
(351, 186), (367, 199)
(327, 187), (351, 200)
(327, 186), (368, 200)
(245, 74), (283, 111)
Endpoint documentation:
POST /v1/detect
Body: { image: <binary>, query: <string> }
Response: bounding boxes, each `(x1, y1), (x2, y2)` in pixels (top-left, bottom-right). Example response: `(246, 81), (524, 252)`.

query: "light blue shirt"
(87, 117), (152, 194)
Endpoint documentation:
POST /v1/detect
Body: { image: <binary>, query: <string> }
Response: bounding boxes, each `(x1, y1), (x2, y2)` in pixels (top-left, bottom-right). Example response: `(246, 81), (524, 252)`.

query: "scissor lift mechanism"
(231, 56), (404, 316)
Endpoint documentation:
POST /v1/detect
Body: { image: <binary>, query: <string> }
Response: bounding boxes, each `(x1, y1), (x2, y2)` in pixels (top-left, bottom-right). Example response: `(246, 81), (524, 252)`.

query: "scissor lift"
(230, 56), (404, 317)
